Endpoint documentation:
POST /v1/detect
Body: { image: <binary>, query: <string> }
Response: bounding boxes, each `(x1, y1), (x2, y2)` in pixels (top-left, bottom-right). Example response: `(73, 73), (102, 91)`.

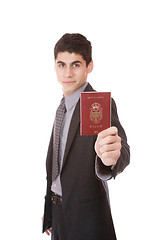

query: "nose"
(64, 67), (73, 78)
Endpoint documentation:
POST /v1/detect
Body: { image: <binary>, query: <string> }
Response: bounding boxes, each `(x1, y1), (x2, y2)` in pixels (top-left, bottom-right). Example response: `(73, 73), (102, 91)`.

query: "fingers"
(102, 149), (121, 165)
(99, 141), (121, 153)
(98, 135), (121, 147)
(95, 126), (122, 166)
(45, 228), (52, 235)
(97, 126), (118, 140)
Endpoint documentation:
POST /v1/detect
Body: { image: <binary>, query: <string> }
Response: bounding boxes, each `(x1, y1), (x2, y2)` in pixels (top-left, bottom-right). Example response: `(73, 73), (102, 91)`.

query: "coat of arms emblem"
(90, 102), (103, 124)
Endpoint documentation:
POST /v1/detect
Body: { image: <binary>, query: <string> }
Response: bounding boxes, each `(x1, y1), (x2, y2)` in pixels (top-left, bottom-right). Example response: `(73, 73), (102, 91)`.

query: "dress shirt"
(51, 82), (88, 196)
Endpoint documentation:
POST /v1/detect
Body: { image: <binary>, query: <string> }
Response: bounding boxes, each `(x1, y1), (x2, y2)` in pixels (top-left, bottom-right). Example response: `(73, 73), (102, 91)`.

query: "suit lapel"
(61, 83), (95, 171)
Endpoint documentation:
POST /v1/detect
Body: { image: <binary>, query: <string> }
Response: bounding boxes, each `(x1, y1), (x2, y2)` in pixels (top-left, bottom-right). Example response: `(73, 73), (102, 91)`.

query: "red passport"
(80, 92), (111, 136)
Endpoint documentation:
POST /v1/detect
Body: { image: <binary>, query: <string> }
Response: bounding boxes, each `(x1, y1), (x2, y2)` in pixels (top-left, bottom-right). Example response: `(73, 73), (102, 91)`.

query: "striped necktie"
(52, 97), (66, 181)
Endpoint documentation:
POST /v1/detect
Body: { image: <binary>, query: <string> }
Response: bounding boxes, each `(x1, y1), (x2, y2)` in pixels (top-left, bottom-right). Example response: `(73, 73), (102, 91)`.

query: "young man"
(42, 33), (130, 240)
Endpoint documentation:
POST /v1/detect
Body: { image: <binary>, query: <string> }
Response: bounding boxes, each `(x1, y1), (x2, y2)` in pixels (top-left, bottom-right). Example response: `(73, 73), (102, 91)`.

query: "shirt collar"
(64, 82), (88, 111)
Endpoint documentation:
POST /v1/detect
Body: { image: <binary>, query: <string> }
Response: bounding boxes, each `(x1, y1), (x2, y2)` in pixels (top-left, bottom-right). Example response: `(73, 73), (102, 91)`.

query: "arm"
(95, 98), (130, 180)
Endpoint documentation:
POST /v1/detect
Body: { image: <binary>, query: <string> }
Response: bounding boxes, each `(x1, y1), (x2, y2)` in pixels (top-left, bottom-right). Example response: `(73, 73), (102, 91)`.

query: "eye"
(58, 63), (65, 68)
(73, 63), (80, 68)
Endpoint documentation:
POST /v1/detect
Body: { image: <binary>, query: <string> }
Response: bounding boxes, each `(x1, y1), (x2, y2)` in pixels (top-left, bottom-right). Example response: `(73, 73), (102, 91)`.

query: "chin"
(63, 88), (74, 96)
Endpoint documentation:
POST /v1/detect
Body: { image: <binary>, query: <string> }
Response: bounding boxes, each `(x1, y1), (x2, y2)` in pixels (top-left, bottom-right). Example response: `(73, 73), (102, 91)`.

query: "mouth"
(63, 81), (76, 85)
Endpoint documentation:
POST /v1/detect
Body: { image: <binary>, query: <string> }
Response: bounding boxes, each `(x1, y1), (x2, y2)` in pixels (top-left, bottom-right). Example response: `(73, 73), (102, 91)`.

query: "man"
(42, 33), (130, 240)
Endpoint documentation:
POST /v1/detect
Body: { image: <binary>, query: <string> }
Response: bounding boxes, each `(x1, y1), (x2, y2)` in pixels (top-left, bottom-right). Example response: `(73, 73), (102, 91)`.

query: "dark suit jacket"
(43, 83), (130, 240)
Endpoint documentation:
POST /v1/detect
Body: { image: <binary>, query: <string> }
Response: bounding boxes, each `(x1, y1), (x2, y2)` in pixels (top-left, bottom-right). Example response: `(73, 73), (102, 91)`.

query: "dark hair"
(54, 33), (92, 66)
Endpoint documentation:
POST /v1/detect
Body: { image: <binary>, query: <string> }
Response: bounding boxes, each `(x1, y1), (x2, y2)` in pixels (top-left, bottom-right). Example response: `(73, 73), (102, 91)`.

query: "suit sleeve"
(43, 130), (53, 233)
(95, 98), (130, 180)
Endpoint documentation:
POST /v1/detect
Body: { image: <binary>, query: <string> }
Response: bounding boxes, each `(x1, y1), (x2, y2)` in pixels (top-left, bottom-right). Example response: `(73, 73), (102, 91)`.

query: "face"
(55, 52), (93, 97)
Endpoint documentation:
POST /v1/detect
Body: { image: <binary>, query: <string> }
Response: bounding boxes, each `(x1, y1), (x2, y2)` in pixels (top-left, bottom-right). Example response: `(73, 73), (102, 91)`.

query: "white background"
(0, 0), (160, 239)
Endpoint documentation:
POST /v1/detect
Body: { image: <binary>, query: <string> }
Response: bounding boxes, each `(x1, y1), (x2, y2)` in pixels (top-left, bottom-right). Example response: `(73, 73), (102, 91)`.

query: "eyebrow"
(72, 61), (82, 65)
(56, 60), (82, 65)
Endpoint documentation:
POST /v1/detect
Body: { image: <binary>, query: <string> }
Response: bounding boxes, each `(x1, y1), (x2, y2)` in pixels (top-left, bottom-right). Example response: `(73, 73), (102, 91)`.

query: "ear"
(87, 60), (94, 73)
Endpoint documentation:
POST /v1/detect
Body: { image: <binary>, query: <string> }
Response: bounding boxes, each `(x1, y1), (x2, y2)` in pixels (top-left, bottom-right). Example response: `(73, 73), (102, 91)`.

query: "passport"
(80, 92), (111, 136)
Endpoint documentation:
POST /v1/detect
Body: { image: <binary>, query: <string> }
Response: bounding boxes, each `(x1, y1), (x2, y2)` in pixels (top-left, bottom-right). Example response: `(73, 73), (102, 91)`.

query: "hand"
(42, 215), (52, 236)
(95, 127), (121, 166)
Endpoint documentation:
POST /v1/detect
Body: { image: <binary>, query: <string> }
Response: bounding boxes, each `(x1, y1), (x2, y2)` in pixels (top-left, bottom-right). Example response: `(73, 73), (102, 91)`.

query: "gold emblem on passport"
(90, 102), (103, 124)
